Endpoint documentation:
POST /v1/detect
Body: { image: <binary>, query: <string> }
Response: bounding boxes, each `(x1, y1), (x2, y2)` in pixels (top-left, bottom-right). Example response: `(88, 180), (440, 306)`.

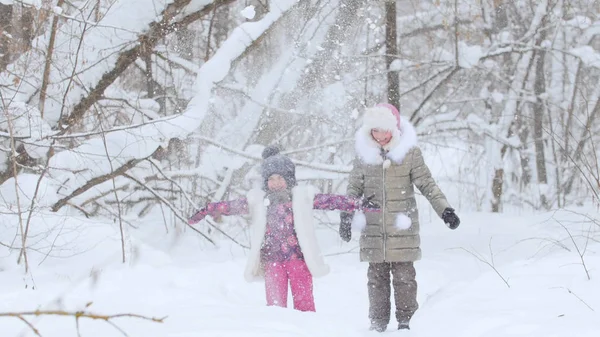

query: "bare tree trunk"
(212, 4), (231, 50)
(491, 168), (504, 212)
(39, 0), (65, 118)
(492, 0), (508, 31)
(514, 57), (534, 187)
(485, 0), (519, 212)
(385, 1), (399, 109)
(532, 35), (548, 205)
(563, 97), (600, 196)
(490, 53), (533, 211)
(143, 52), (155, 98)
(205, 7), (217, 62)
(0, 3), (12, 71)
(16, 6), (34, 54)
(492, 52), (534, 211)
(95, 0), (102, 22)
(547, 108), (562, 208)
(489, 0), (551, 211)
(176, 26), (195, 60)
(563, 66), (581, 163)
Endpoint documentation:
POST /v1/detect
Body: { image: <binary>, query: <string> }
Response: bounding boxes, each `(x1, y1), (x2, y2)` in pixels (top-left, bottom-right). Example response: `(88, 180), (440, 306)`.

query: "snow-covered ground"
(1, 207), (599, 336)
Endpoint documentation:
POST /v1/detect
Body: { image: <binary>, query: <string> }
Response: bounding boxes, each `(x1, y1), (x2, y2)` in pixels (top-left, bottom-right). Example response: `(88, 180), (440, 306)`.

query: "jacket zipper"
(381, 150), (387, 262)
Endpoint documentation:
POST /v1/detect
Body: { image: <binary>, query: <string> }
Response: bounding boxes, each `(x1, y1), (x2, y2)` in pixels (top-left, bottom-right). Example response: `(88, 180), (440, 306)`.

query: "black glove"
(361, 194), (380, 210)
(339, 212), (352, 242)
(442, 207), (460, 229)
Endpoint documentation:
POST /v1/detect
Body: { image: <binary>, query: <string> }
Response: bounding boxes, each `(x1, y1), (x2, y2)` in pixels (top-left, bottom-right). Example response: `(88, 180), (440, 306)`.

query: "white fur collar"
(354, 119), (418, 165)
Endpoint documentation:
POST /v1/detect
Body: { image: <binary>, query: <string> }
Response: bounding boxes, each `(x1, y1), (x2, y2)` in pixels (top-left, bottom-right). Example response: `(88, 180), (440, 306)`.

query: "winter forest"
(1, 0), (599, 336)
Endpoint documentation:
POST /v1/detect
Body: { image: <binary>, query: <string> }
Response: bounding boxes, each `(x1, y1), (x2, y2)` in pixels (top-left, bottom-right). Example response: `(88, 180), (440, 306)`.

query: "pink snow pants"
(264, 259), (315, 312)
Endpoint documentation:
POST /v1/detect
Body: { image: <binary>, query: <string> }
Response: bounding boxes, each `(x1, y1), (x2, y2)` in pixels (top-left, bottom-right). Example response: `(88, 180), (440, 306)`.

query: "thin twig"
(324, 246), (360, 257)
(551, 287), (595, 311)
(409, 67), (460, 125)
(106, 319), (129, 336)
(0, 309), (165, 337)
(281, 139), (352, 155)
(18, 140), (57, 267)
(204, 217), (249, 249)
(76, 315), (82, 337)
(191, 135), (352, 174)
(16, 316), (41, 336)
(122, 174), (215, 245)
(2, 99), (29, 272)
(451, 246), (510, 288)
(146, 159), (247, 248)
(0, 310), (167, 322)
(97, 105), (127, 263)
(50, 115), (181, 140)
(554, 214), (591, 280)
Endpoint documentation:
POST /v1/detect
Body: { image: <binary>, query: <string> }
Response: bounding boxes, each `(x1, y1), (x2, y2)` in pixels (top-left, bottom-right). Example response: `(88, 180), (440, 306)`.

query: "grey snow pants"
(367, 262), (418, 325)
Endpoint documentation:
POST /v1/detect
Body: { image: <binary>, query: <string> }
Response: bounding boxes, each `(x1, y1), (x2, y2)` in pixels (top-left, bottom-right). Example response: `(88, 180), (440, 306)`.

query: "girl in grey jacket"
(339, 103), (460, 332)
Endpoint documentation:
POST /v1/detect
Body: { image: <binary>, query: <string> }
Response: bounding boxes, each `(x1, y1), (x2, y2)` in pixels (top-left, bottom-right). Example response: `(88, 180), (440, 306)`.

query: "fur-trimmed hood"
(355, 116), (418, 166)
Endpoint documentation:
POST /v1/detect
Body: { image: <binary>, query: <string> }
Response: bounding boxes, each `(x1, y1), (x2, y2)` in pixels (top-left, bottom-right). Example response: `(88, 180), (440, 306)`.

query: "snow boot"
(398, 322), (410, 330)
(369, 321), (387, 333)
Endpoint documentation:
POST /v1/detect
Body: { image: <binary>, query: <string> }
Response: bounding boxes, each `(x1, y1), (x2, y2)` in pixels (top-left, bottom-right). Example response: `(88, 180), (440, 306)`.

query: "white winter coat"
(243, 185), (330, 282)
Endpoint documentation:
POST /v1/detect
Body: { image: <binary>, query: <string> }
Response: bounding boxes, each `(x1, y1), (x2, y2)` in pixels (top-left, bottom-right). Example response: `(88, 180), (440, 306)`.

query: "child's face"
(371, 128), (392, 146)
(267, 174), (287, 191)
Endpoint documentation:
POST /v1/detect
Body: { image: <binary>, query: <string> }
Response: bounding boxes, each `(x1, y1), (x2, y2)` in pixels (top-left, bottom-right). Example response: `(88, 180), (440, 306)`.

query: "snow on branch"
(36, 0), (298, 213)
(57, 0), (238, 133)
(183, 0), (299, 128)
(51, 157), (147, 212)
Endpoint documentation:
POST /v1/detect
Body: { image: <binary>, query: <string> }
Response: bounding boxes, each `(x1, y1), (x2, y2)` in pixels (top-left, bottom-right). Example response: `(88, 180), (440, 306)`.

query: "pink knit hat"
(362, 103), (401, 130)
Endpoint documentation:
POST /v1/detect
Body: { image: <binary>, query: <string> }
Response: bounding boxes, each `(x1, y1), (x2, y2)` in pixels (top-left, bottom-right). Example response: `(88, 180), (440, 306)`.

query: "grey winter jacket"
(345, 121), (451, 263)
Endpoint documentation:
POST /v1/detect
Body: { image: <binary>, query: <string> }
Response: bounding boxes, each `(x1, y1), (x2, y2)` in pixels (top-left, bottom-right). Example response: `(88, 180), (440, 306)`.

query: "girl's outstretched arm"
(312, 194), (379, 212)
(188, 198), (249, 224)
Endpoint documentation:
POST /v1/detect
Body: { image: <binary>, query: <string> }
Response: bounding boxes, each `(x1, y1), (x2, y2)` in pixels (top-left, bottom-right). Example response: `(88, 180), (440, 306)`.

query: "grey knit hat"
(261, 146), (296, 191)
